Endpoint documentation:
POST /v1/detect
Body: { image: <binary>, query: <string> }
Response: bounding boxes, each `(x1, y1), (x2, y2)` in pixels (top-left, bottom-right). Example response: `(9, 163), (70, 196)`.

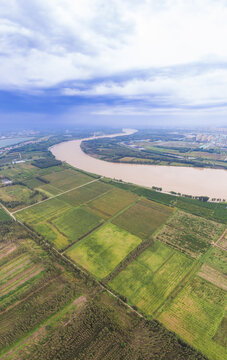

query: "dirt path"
(213, 228), (227, 251)
(11, 177), (102, 215)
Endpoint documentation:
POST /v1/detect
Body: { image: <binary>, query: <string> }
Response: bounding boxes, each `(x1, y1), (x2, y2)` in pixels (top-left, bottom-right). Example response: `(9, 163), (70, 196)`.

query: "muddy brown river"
(51, 130), (227, 199)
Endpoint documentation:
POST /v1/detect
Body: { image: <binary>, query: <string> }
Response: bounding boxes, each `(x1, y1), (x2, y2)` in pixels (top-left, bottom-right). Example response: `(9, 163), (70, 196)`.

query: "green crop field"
(202, 246), (227, 274)
(41, 168), (92, 192)
(87, 188), (138, 219)
(16, 197), (72, 225)
(155, 210), (225, 258)
(113, 199), (174, 239)
(158, 276), (227, 360)
(51, 207), (103, 248)
(65, 223), (142, 279)
(109, 241), (195, 315)
(58, 180), (112, 207)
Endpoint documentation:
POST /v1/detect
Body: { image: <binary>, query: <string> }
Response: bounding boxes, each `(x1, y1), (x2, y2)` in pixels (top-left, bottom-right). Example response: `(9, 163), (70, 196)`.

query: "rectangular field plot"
(87, 188), (138, 219)
(51, 207), (103, 248)
(65, 223), (142, 279)
(41, 168), (92, 192)
(155, 210), (225, 258)
(113, 199), (174, 239)
(198, 264), (227, 291)
(59, 180), (112, 207)
(109, 242), (194, 315)
(202, 247), (227, 274)
(158, 276), (227, 360)
(16, 197), (72, 225)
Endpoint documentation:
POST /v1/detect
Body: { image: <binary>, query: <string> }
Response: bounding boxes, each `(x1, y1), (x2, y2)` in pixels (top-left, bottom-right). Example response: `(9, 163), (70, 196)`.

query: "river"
(51, 129), (227, 199)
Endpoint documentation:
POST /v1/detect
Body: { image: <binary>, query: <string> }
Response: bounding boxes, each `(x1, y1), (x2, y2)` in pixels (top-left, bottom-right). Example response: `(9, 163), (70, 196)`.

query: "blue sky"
(1, 0), (227, 128)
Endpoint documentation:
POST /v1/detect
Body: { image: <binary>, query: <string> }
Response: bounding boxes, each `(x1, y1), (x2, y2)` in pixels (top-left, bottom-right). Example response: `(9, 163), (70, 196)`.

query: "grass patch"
(113, 199), (174, 239)
(109, 242), (194, 315)
(65, 223), (142, 279)
(0, 184), (45, 210)
(158, 276), (227, 360)
(0, 208), (11, 222)
(155, 210), (224, 258)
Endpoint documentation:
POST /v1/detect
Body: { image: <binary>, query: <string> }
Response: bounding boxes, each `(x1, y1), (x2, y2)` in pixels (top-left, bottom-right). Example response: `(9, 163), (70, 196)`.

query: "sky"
(1, 0), (227, 129)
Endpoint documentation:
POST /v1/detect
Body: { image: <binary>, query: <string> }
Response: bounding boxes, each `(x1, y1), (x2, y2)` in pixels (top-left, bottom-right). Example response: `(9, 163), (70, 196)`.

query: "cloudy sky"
(1, 0), (227, 128)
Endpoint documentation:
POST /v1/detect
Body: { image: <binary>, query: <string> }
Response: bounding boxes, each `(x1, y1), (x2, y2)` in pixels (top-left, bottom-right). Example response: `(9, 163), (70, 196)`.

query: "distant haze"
(0, 1), (227, 129)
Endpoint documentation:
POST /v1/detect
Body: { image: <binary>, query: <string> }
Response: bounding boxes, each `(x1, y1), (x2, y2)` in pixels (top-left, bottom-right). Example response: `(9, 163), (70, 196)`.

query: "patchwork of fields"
(113, 199), (174, 239)
(66, 223), (142, 279)
(0, 160), (226, 360)
(0, 223), (81, 358)
(158, 277), (227, 360)
(155, 210), (224, 258)
(109, 241), (195, 315)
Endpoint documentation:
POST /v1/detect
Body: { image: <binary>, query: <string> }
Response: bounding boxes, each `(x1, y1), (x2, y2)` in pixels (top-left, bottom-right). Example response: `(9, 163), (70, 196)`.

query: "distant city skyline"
(1, 0), (227, 128)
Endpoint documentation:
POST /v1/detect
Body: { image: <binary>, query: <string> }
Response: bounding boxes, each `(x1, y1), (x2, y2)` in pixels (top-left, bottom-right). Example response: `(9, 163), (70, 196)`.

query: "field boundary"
(11, 177), (102, 215)
(213, 228), (227, 251)
(61, 221), (105, 253)
(103, 238), (154, 284)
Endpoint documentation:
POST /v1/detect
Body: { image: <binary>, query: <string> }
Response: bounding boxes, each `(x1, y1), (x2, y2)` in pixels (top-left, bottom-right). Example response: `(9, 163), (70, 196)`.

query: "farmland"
(40, 168), (92, 192)
(0, 134), (226, 360)
(158, 276), (227, 360)
(109, 241), (195, 315)
(87, 188), (138, 218)
(0, 184), (45, 210)
(202, 246), (227, 274)
(0, 222), (79, 357)
(51, 207), (103, 248)
(66, 223), (142, 279)
(155, 210), (224, 258)
(113, 199), (174, 239)
(58, 180), (112, 207)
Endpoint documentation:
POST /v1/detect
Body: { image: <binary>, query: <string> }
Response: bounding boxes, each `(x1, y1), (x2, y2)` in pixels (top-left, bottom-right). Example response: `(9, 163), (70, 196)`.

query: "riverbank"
(51, 130), (227, 199)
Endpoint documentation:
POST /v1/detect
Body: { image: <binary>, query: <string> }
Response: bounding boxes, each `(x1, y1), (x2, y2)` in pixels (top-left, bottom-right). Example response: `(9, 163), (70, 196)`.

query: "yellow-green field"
(87, 188), (138, 218)
(51, 207), (103, 248)
(65, 223), (142, 279)
(40, 168), (92, 192)
(158, 276), (227, 360)
(109, 241), (195, 315)
(58, 180), (112, 207)
(113, 199), (174, 239)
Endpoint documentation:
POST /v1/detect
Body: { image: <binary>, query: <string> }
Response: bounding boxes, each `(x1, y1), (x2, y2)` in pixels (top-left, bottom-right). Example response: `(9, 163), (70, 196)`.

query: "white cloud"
(62, 67), (227, 107)
(1, 0), (227, 113)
